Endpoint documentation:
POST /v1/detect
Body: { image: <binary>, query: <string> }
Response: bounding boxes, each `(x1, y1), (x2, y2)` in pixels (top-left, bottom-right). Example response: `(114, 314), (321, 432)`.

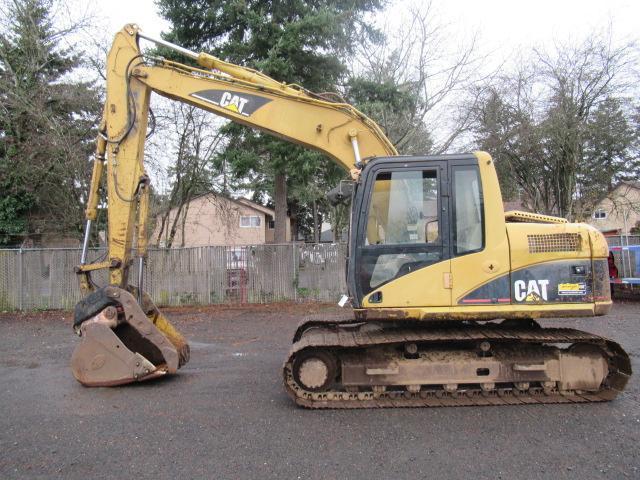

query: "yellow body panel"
(357, 151), (611, 320)
(587, 226), (610, 258)
(506, 222), (592, 270)
(355, 302), (597, 321)
(362, 260), (451, 307)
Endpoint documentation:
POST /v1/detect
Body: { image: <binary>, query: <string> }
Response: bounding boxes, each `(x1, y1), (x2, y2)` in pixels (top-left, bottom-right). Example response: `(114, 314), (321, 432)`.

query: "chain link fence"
(0, 244), (348, 311)
(605, 235), (640, 247)
(4, 236), (639, 311)
(606, 235), (640, 278)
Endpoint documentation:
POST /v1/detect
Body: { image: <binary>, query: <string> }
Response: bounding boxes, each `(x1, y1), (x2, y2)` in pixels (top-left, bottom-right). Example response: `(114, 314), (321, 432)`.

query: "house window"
(240, 215), (261, 227)
(593, 209), (607, 220)
(268, 220), (275, 229)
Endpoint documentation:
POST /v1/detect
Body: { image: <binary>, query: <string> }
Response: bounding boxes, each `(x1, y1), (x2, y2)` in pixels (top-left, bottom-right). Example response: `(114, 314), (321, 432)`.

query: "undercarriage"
(284, 318), (631, 408)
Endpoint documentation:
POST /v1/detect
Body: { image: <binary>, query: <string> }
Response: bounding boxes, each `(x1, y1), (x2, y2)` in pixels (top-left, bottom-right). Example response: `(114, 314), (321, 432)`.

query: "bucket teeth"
(71, 286), (188, 386)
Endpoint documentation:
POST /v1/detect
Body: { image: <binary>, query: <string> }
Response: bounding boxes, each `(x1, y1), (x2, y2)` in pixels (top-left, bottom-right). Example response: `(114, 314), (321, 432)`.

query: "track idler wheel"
(71, 286), (190, 387)
(292, 350), (337, 392)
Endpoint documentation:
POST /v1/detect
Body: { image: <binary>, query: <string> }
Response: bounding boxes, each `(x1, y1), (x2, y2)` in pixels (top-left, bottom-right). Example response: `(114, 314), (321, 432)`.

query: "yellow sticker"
(558, 283), (586, 295)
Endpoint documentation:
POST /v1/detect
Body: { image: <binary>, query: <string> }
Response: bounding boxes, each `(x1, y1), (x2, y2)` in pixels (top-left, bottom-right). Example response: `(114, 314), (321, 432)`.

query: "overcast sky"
(89, 0), (639, 52)
(78, 0), (639, 192)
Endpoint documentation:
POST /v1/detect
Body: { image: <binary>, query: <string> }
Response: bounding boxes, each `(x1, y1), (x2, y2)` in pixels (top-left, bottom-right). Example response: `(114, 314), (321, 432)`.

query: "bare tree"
(537, 33), (637, 218)
(473, 30), (638, 218)
(349, 1), (488, 154)
(473, 66), (556, 213)
(152, 103), (226, 247)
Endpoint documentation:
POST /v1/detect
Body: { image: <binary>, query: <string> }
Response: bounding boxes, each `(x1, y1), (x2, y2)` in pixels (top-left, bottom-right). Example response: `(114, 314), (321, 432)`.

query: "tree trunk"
(179, 201), (191, 248)
(312, 200), (319, 243)
(274, 173), (288, 243)
(166, 204), (183, 248)
(289, 201), (299, 242)
(155, 212), (169, 246)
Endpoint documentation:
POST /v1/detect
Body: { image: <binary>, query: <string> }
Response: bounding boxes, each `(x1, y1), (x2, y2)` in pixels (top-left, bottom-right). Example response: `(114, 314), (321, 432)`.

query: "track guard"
(71, 286), (190, 386)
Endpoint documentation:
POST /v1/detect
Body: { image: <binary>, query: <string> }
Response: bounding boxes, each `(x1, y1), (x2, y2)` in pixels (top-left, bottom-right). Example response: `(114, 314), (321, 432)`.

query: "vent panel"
(527, 233), (581, 253)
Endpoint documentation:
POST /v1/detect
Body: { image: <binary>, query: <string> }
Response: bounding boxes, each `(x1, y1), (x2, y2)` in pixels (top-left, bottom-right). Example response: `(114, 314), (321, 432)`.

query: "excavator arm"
(71, 24), (396, 386)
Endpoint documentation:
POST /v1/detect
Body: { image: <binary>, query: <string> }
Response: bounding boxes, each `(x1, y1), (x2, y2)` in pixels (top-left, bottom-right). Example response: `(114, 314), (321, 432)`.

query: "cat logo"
(514, 279), (549, 302)
(190, 89), (272, 117)
(219, 92), (249, 115)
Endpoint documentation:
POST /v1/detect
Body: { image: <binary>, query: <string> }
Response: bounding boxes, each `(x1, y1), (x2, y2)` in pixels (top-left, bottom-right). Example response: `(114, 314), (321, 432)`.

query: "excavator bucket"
(71, 286), (190, 387)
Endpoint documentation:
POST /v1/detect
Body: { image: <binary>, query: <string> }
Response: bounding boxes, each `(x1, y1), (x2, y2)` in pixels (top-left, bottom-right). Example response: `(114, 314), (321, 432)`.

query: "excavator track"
(283, 323), (631, 409)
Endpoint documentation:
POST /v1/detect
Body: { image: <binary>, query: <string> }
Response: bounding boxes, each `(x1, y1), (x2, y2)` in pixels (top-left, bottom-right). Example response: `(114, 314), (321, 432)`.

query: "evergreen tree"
(0, 0), (100, 246)
(157, 0), (384, 241)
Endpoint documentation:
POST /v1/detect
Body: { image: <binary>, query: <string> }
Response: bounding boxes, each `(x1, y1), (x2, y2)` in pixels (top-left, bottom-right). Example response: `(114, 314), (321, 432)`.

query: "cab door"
(449, 158), (511, 307)
(350, 159), (452, 308)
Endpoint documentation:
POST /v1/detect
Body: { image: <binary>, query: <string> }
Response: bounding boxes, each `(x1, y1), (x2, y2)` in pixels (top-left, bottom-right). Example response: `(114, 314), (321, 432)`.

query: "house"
(502, 199), (531, 213)
(319, 221), (348, 243)
(587, 182), (640, 235)
(152, 193), (292, 247)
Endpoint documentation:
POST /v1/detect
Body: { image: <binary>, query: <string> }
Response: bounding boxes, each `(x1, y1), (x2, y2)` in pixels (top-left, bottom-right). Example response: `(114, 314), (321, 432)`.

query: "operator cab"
(348, 154), (485, 308)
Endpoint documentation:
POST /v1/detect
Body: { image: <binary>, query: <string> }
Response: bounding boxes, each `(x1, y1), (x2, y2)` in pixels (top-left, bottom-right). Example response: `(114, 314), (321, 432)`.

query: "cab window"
(453, 165), (484, 255)
(358, 169), (443, 294)
(366, 170), (439, 246)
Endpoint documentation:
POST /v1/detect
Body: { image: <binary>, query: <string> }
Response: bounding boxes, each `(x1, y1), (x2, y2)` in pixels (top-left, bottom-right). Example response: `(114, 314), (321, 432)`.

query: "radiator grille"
(527, 233), (582, 253)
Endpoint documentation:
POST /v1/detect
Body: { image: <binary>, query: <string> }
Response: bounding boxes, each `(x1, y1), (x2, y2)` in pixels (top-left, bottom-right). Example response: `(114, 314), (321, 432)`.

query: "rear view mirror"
(327, 180), (354, 206)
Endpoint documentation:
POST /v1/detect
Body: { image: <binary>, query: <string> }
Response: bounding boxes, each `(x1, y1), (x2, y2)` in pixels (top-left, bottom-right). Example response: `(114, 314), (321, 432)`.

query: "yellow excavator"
(71, 24), (631, 408)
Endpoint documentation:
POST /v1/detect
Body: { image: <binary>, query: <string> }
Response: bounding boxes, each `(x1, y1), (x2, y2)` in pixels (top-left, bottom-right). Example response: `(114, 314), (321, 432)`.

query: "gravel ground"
(0, 302), (638, 480)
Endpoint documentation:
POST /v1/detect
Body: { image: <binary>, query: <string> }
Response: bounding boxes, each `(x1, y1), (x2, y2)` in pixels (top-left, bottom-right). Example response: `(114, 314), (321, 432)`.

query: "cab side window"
(453, 165), (484, 255)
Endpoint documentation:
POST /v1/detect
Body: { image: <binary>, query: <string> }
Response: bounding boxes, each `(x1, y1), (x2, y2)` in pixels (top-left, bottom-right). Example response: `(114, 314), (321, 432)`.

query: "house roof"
(159, 191), (287, 218)
(620, 181), (640, 189)
(592, 181), (640, 208)
(604, 181), (640, 196)
(235, 197), (276, 217)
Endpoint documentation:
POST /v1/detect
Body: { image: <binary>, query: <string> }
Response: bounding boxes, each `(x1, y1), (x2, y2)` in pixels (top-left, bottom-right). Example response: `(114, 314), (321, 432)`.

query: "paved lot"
(0, 302), (639, 480)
